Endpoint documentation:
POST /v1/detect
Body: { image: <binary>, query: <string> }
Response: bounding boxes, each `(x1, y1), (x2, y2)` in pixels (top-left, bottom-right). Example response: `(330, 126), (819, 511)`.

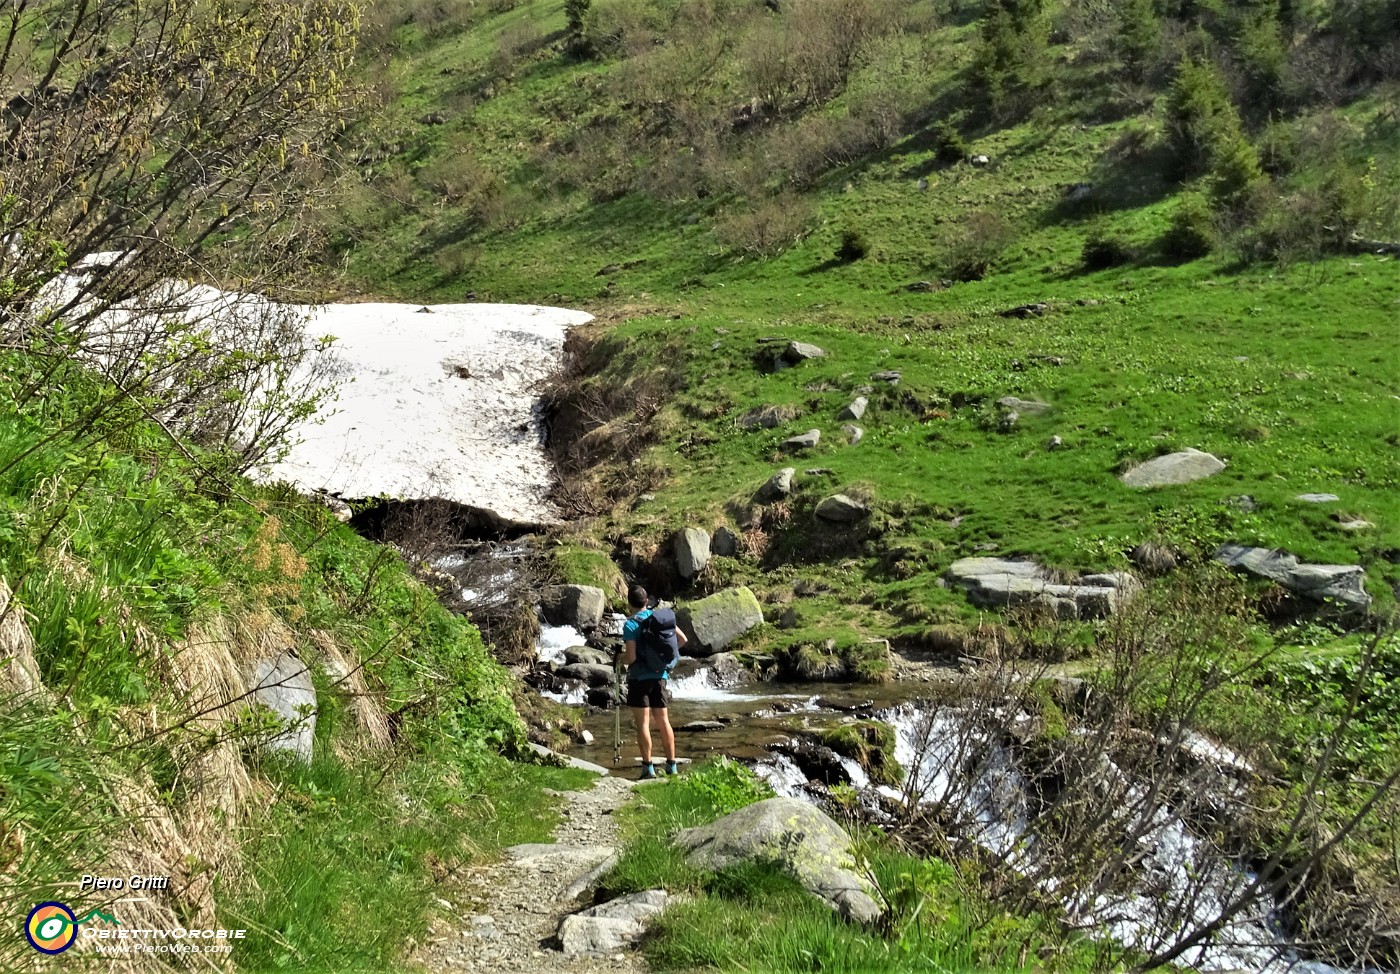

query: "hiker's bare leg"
(632, 707), (652, 764)
(655, 707), (676, 763)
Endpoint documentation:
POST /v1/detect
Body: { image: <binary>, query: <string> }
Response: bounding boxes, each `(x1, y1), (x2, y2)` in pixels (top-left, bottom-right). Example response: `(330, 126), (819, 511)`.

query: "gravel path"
(414, 775), (650, 974)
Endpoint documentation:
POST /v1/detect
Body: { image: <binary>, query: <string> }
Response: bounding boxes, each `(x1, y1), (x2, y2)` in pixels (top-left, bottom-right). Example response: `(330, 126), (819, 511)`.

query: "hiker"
(621, 584), (686, 779)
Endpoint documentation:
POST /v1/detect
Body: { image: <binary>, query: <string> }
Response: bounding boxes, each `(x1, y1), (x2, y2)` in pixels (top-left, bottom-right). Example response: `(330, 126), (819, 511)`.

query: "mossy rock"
(552, 543), (627, 604)
(818, 720), (903, 787)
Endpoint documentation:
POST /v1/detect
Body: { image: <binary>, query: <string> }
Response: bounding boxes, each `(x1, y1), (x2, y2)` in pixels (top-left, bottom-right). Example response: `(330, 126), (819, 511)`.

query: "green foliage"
(1161, 190), (1217, 259)
(971, 0), (1051, 113)
(818, 721), (903, 787)
(682, 755), (775, 816)
(1117, 0), (1163, 82)
(836, 227), (871, 263)
(1081, 229), (1137, 269)
(1164, 57), (1264, 206)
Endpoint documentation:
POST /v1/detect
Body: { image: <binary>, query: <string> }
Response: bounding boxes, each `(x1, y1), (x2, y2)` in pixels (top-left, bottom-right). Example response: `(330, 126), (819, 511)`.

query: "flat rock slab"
(527, 742), (610, 775)
(676, 721), (726, 732)
(1295, 493), (1340, 503)
(784, 341), (827, 362)
(1120, 448), (1225, 487)
(946, 557), (1136, 619)
(1214, 544), (1371, 612)
(838, 396), (868, 420)
(558, 915), (643, 956)
(997, 396), (1050, 415)
(782, 429), (822, 450)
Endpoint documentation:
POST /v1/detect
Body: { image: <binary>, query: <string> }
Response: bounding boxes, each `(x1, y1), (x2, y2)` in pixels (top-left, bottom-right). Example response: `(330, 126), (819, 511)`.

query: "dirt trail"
(415, 774), (649, 974)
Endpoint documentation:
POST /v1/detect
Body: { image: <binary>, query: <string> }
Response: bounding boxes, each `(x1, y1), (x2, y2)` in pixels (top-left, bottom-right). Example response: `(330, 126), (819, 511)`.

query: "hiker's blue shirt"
(623, 608), (667, 682)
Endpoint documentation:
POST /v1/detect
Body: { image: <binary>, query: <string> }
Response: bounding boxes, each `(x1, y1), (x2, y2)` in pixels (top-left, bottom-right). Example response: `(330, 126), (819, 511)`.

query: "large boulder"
(1214, 544), (1371, 613)
(678, 587), (764, 656)
(815, 494), (869, 523)
(712, 526), (740, 557)
(675, 527), (712, 579)
(540, 585), (608, 629)
(739, 404), (799, 430)
(248, 652), (317, 761)
(1120, 448), (1226, 488)
(564, 646), (611, 666)
(674, 797), (879, 923)
(945, 557), (1136, 619)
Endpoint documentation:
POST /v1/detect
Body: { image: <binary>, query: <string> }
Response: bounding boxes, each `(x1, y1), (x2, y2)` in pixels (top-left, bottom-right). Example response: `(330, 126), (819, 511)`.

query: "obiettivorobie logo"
(23, 899), (247, 958)
(24, 902), (118, 955)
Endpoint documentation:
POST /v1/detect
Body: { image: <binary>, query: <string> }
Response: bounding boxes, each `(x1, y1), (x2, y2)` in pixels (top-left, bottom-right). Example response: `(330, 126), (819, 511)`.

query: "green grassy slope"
(331, 0), (1399, 630)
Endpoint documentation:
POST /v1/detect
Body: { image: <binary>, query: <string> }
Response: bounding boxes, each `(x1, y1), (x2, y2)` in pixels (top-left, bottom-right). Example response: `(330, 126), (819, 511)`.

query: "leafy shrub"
(676, 757), (774, 817)
(1161, 192), (1216, 260)
(932, 119), (968, 164)
(837, 227), (870, 262)
(1081, 230), (1136, 269)
(713, 194), (818, 258)
(942, 209), (1015, 281)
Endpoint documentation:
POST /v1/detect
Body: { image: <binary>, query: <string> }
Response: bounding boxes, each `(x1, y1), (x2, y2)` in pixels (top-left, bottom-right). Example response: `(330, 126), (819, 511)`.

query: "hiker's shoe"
(640, 763), (657, 779)
(666, 761), (680, 776)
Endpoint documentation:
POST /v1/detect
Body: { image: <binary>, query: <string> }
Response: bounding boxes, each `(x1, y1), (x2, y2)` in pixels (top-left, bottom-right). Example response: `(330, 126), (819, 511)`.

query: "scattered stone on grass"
(838, 396), (868, 420)
(754, 467), (796, 503)
(711, 526), (739, 557)
(1295, 493), (1340, 503)
(815, 494), (869, 523)
(945, 557), (1137, 618)
(997, 396), (1050, 415)
(675, 527), (712, 579)
(738, 404), (800, 429)
(781, 429), (822, 450)
(784, 341), (826, 363)
(1120, 448), (1226, 488)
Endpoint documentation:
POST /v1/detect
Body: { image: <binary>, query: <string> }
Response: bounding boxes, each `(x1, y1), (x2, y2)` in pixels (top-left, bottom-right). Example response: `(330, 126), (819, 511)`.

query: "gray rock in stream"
(541, 585), (608, 629)
(564, 646), (611, 666)
(677, 587), (764, 656)
(557, 662), (616, 687)
(674, 798), (879, 923)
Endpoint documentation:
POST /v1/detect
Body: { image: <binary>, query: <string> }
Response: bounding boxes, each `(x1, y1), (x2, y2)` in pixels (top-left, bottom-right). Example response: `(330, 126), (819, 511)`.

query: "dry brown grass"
(0, 579), (44, 699)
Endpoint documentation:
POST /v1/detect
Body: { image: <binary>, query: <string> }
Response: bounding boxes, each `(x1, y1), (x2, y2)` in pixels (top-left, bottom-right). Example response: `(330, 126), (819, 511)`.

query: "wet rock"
(708, 652), (751, 686)
(784, 341), (827, 363)
(558, 663), (616, 687)
(249, 652), (317, 761)
(677, 587), (764, 656)
(1120, 448), (1225, 488)
(755, 467), (796, 504)
(675, 527), (712, 579)
(1214, 544), (1371, 613)
(842, 424), (864, 445)
(585, 687), (613, 709)
(541, 585), (608, 629)
(838, 397), (868, 421)
(674, 797), (880, 923)
(676, 720), (726, 732)
(815, 494), (869, 523)
(781, 429), (822, 450)
(564, 646), (611, 666)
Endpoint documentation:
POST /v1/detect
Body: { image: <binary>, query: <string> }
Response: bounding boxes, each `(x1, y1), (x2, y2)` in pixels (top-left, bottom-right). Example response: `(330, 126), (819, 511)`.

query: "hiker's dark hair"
(628, 584), (649, 609)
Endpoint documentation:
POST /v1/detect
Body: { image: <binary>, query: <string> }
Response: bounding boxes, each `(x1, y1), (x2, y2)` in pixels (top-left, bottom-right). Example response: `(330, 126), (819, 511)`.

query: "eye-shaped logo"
(26, 902), (78, 954)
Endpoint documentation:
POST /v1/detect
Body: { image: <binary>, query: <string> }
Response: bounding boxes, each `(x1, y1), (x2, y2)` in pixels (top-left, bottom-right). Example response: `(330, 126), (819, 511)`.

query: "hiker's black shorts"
(626, 679), (669, 709)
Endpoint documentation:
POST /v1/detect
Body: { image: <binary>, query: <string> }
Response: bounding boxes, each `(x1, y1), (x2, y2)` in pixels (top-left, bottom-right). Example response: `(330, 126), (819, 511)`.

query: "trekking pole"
(612, 651), (622, 766)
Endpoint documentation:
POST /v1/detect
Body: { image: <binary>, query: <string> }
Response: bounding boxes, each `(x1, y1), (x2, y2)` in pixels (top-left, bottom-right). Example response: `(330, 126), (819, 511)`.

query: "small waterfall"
(536, 624), (583, 665)
(754, 753), (809, 799)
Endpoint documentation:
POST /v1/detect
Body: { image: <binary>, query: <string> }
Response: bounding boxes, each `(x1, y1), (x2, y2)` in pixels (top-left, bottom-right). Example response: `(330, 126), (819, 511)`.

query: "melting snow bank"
(43, 255), (591, 524)
(256, 301), (592, 524)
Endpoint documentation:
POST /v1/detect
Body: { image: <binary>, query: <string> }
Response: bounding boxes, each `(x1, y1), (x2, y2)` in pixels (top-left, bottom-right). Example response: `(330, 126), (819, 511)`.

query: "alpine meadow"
(2, 2), (1397, 973)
